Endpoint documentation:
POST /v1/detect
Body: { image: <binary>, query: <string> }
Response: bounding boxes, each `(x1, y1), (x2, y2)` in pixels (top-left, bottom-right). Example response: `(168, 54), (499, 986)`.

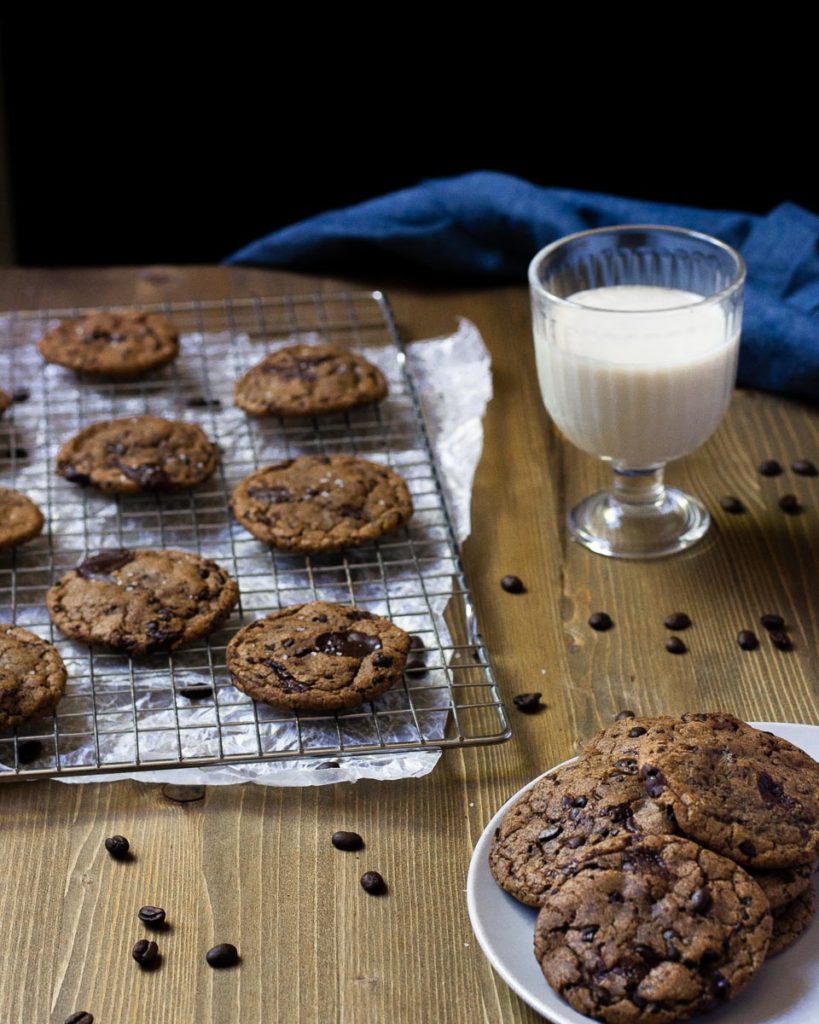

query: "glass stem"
(610, 464), (666, 509)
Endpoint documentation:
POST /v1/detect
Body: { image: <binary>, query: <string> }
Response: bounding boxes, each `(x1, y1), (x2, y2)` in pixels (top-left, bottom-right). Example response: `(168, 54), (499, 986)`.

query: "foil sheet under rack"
(0, 291), (510, 779)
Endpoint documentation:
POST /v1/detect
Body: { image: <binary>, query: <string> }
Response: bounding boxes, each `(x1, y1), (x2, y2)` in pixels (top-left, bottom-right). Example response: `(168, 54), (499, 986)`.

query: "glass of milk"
(529, 225), (745, 558)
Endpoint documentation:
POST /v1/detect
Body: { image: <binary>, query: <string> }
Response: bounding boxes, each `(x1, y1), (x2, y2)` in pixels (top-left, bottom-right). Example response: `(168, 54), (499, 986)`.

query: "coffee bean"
(138, 906), (167, 928)
(11, 388), (30, 402)
(64, 1013), (94, 1024)
(691, 888), (712, 913)
(512, 692), (543, 713)
(770, 630), (793, 651)
(132, 938), (159, 967)
(16, 739), (43, 763)
(758, 459), (783, 476)
(760, 614), (785, 631)
(792, 459), (817, 476)
(665, 637), (686, 654)
(778, 493), (802, 513)
(332, 830), (364, 852)
(719, 495), (746, 514)
(178, 686), (213, 700)
(360, 871), (387, 895)
(206, 943), (239, 968)
(104, 834), (130, 859)
(614, 709), (636, 720)
(588, 612), (613, 631)
(737, 630), (758, 651)
(663, 612), (691, 631)
(500, 574), (525, 594)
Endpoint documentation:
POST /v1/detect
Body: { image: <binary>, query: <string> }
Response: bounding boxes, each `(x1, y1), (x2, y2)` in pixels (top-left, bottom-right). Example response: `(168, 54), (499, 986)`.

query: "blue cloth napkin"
(227, 171), (819, 400)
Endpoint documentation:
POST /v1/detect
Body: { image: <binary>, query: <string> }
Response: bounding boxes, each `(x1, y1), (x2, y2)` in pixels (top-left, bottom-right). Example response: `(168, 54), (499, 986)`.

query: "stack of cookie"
(489, 712), (819, 1022)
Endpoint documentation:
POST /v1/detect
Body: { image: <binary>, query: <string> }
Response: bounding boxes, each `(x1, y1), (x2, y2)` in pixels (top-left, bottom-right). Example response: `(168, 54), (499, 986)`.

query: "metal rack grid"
(0, 290), (510, 778)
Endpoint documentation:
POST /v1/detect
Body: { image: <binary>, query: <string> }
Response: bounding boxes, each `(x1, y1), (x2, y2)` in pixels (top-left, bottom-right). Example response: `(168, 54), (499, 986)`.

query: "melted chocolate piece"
(757, 771), (796, 808)
(313, 630), (382, 657)
(63, 467), (92, 485)
(120, 462), (171, 489)
(77, 548), (134, 580)
(263, 659), (309, 692)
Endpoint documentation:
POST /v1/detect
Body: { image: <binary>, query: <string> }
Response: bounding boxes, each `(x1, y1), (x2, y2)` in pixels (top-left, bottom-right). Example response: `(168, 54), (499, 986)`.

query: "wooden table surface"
(1, 266), (817, 1024)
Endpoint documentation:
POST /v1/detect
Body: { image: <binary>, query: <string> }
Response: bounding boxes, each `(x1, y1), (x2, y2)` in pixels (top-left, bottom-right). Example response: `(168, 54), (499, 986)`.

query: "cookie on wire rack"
(38, 310), (179, 377)
(0, 623), (67, 729)
(0, 486), (45, 552)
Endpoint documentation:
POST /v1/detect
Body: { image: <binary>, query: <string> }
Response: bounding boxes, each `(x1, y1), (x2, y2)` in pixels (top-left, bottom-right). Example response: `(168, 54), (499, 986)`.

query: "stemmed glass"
(529, 225), (745, 559)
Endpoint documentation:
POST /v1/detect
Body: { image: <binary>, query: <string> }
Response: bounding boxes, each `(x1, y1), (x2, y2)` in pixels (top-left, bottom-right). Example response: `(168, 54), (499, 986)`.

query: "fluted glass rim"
(528, 224), (747, 314)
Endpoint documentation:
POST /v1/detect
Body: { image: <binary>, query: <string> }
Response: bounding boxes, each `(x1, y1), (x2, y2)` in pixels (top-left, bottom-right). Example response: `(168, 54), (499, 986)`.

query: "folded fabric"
(226, 171), (819, 400)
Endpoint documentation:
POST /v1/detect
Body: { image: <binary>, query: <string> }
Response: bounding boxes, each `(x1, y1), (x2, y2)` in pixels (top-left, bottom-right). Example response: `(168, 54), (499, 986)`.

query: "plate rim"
(466, 720), (819, 1024)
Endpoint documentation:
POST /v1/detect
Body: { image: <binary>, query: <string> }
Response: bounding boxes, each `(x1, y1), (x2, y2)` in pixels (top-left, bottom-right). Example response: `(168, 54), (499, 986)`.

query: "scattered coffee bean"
(691, 888), (713, 914)
(512, 692), (543, 714)
(719, 495), (746, 514)
(16, 739), (43, 763)
(792, 459), (817, 476)
(614, 709), (636, 720)
(360, 871), (387, 895)
(500, 574), (526, 594)
(665, 637), (686, 655)
(64, 1013), (94, 1024)
(186, 396), (222, 408)
(132, 938), (159, 968)
(760, 613), (785, 631)
(737, 630), (759, 651)
(104, 834), (130, 859)
(332, 830), (364, 852)
(588, 612), (613, 631)
(663, 612), (691, 631)
(778, 493), (802, 514)
(758, 459), (782, 477)
(178, 686), (214, 700)
(206, 943), (239, 968)
(770, 630), (793, 651)
(138, 906), (167, 928)
(11, 388), (30, 403)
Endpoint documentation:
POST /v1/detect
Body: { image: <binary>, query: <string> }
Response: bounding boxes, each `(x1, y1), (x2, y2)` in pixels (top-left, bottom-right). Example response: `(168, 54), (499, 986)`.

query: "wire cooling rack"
(0, 291), (510, 778)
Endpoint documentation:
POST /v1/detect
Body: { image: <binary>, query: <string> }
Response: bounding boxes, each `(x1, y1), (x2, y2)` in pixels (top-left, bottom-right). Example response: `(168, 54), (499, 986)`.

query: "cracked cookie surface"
(0, 623), (67, 729)
(534, 833), (772, 1023)
(637, 712), (819, 869)
(489, 756), (673, 907)
(0, 487), (45, 551)
(46, 548), (239, 654)
(39, 311), (179, 377)
(231, 454), (413, 552)
(57, 415), (219, 494)
(233, 344), (387, 416)
(767, 884), (816, 957)
(226, 600), (410, 712)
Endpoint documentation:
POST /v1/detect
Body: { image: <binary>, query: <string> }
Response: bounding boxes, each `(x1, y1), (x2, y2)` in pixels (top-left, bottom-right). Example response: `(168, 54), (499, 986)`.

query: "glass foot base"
(568, 486), (710, 559)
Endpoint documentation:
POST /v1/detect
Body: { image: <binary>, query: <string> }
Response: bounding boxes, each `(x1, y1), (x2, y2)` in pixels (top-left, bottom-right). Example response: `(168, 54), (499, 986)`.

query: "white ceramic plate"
(467, 722), (819, 1024)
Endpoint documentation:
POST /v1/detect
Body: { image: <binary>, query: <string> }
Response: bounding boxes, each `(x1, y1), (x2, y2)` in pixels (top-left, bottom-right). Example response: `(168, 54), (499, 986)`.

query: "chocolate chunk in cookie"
(489, 756), (674, 907)
(534, 833), (772, 1023)
(767, 884), (816, 957)
(637, 712), (819, 869)
(46, 549), (239, 655)
(231, 455), (413, 553)
(57, 416), (219, 494)
(226, 601), (410, 712)
(233, 343), (387, 417)
(39, 311), (179, 377)
(0, 487), (45, 552)
(0, 623), (67, 729)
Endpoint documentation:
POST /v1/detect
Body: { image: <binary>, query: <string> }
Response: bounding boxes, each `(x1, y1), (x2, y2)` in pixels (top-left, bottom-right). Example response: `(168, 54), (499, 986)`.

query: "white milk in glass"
(534, 285), (739, 467)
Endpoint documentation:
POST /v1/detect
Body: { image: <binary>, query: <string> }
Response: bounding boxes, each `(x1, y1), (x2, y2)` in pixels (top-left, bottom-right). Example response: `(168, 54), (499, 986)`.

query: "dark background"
(2, 28), (815, 269)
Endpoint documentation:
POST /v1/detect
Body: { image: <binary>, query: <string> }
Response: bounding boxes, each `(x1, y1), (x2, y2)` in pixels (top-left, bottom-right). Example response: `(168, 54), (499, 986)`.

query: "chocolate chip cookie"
(226, 601), (410, 712)
(233, 344), (387, 416)
(0, 487), (45, 552)
(768, 884), (816, 957)
(57, 416), (219, 494)
(46, 549), (239, 655)
(231, 455), (413, 552)
(638, 712), (819, 869)
(0, 389), (10, 417)
(38, 311), (179, 377)
(489, 757), (673, 907)
(0, 623), (67, 729)
(534, 834), (772, 1023)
